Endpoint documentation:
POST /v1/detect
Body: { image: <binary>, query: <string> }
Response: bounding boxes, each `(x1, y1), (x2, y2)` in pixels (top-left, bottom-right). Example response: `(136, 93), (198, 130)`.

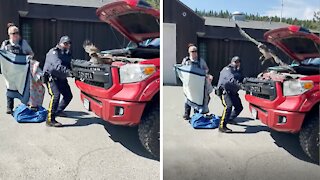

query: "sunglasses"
(10, 32), (19, 35)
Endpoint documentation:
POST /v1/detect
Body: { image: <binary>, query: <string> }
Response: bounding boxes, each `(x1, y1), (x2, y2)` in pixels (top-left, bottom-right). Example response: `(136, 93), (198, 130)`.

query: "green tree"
(194, 9), (320, 31)
(314, 11), (320, 21)
(145, 0), (159, 9)
(311, 11), (320, 31)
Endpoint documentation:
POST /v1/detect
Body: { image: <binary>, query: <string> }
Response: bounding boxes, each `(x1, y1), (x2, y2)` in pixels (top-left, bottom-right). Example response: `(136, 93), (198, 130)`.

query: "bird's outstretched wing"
(236, 23), (272, 63)
(235, 23), (294, 72)
(235, 24), (261, 46)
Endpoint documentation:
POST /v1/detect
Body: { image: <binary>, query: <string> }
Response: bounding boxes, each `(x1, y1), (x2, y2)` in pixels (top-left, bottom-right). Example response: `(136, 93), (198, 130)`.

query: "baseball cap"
(59, 36), (71, 44)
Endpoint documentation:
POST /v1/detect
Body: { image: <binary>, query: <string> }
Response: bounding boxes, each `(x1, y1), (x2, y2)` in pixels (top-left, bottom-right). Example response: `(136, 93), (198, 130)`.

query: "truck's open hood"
(97, 0), (159, 43)
(264, 25), (320, 61)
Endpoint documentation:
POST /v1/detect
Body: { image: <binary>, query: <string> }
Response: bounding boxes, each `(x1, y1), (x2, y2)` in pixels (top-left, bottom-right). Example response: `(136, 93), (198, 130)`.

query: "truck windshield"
(145, 38), (160, 48)
(127, 39), (157, 49)
(300, 57), (320, 66)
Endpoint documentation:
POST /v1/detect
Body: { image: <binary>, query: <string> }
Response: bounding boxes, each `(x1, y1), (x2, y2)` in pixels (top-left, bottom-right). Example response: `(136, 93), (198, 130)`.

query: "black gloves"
(214, 86), (223, 97)
(41, 72), (50, 84)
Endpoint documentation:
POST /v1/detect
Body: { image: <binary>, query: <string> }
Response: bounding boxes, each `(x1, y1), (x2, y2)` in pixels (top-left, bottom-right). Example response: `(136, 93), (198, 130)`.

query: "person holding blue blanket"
(181, 44), (212, 120)
(0, 23), (34, 114)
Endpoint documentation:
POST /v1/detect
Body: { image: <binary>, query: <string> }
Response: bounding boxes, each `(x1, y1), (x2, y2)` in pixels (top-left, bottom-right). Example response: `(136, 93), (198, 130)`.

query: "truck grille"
(243, 78), (277, 101)
(71, 59), (113, 89)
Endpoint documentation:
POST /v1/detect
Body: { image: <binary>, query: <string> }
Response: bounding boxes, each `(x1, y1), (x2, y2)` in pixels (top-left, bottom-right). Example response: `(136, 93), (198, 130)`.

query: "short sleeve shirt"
(0, 39), (33, 55)
(182, 57), (209, 73)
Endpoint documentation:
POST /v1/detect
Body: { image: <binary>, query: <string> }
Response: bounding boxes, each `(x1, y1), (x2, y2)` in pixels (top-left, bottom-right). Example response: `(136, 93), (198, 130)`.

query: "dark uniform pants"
(220, 92), (243, 128)
(184, 102), (199, 116)
(7, 95), (14, 109)
(46, 79), (73, 122)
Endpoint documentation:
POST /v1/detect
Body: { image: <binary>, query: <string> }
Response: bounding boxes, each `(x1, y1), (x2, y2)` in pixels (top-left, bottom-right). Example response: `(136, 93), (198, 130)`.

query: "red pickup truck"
(71, 0), (160, 158)
(243, 26), (319, 162)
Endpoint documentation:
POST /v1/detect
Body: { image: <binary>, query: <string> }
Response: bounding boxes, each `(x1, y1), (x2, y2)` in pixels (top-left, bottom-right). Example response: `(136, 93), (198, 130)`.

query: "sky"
(180, 0), (320, 20)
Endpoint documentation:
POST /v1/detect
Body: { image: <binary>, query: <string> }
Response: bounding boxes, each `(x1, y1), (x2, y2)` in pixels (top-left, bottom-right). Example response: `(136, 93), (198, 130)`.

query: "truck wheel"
(299, 112), (319, 163)
(138, 107), (160, 159)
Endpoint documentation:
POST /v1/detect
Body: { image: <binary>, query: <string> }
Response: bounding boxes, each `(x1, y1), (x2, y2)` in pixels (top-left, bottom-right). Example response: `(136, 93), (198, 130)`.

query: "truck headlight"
(119, 64), (156, 84)
(283, 80), (313, 96)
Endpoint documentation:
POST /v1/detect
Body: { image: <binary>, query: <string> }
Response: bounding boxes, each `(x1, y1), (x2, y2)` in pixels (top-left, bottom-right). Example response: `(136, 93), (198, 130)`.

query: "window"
(198, 42), (207, 61)
(21, 23), (32, 44)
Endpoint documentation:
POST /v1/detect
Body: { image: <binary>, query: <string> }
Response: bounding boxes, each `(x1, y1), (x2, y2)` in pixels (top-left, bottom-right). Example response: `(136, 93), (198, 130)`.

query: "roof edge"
(176, 0), (205, 21)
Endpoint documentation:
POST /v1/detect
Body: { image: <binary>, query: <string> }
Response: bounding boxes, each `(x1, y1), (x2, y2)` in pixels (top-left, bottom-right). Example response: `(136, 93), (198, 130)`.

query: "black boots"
(219, 126), (232, 133)
(6, 107), (13, 114)
(7, 97), (14, 114)
(46, 119), (63, 127)
(183, 113), (190, 120)
(183, 103), (191, 120)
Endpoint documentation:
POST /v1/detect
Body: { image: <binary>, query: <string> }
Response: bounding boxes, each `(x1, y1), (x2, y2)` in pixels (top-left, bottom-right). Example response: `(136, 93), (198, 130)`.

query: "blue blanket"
(175, 64), (210, 113)
(190, 113), (220, 129)
(0, 50), (30, 104)
(13, 104), (47, 123)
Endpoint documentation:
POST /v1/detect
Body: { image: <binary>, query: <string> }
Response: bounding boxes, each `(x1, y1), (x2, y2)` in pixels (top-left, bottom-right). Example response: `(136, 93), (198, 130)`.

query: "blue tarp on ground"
(190, 113), (220, 129)
(13, 104), (47, 123)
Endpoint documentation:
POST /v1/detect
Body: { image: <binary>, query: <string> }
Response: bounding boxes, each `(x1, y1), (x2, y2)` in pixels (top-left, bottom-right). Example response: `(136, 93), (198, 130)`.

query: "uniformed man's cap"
(231, 56), (241, 63)
(59, 36), (71, 44)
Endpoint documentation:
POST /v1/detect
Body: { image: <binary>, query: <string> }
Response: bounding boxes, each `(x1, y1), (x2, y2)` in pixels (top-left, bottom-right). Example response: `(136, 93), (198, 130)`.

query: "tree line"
(195, 9), (320, 31)
(145, 0), (160, 9)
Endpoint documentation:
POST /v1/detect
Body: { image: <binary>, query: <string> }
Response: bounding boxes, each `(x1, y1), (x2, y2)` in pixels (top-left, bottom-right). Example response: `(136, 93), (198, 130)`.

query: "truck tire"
(299, 112), (319, 163)
(138, 107), (160, 159)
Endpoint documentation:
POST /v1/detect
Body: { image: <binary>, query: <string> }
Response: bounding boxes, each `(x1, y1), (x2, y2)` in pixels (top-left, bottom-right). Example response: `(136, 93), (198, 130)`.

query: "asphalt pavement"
(163, 86), (320, 180)
(0, 77), (159, 180)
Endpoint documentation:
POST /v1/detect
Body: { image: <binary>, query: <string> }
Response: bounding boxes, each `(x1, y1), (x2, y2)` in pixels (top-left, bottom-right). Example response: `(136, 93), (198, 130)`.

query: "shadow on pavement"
(63, 111), (90, 118)
(221, 117), (270, 134)
(270, 130), (317, 165)
(230, 119), (317, 165)
(222, 118), (318, 165)
(234, 117), (255, 123)
(62, 117), (158, 161)
(217, 117), (255, 124)
(228, 124), (270, 134)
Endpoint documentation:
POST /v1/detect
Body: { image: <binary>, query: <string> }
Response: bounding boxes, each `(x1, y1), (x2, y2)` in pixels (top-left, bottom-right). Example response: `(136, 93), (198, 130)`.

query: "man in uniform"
(43, 36), (73, 127)
(181, 44), (209, 120)
(217, 56), (244, 133)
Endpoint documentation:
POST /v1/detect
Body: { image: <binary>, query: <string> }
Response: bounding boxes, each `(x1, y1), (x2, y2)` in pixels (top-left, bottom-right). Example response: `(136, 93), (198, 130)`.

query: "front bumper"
(248, 104), (305, 133)
(80, 92), (146, 126)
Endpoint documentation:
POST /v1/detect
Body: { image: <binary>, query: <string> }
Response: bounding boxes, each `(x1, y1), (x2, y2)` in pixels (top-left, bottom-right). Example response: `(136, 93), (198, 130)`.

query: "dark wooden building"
(163, 0), (304, 84)
(0, 0), (127, 66)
